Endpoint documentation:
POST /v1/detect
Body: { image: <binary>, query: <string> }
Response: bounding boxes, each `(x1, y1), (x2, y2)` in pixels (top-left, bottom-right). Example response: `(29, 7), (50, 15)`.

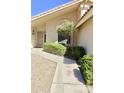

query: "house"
(31, 0), (93, 54)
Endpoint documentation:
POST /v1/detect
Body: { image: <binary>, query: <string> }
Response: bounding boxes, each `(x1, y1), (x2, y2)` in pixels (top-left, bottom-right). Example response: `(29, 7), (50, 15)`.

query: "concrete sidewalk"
(32, 48), (93, 93)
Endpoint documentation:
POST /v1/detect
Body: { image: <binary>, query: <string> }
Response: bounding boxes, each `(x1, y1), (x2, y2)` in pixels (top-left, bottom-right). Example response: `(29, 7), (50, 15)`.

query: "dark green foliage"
(64, 46), (76, 60)
(79, 54), (93, 85)
(43, 43), (66, 56)
(72, 46), (86, 60)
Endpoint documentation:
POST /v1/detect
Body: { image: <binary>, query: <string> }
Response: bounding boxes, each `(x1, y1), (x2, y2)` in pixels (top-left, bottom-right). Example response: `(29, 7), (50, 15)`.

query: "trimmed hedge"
(43, 43), (66, 56)
(72, 46), (86, 60)
(79, 54), (93, 85)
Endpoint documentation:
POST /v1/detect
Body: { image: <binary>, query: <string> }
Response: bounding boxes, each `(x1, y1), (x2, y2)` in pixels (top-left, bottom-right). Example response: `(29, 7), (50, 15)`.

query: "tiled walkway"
(32, 48), (93, 93)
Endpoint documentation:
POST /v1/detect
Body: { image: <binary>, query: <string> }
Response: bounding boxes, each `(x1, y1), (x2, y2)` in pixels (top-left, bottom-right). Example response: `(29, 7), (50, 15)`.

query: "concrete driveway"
(31, 52), (57, 93)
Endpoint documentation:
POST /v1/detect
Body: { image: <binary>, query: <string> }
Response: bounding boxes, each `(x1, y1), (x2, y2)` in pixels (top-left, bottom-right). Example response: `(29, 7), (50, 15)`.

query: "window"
(44, 32), (46, 42)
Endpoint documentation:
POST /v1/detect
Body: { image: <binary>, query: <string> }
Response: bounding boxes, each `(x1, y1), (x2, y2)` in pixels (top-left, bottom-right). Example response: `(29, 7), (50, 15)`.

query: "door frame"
(36, 31), (46, 48)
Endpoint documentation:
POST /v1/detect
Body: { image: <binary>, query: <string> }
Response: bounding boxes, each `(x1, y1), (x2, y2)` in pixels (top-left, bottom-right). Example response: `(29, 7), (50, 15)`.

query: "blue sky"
(31, 0), (71, 16)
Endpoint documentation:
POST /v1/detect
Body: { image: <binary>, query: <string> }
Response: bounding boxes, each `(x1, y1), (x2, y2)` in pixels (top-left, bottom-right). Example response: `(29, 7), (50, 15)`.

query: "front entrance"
(36, 32), (43, 48)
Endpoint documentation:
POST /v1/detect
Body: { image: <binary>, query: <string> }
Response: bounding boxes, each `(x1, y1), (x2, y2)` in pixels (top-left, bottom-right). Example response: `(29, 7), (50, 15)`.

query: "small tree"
(57, 21), (75, 46)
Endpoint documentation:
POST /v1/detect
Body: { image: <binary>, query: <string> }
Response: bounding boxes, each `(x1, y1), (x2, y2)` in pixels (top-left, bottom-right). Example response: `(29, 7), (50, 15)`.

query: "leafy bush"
(57, 21), (75, 37)
(57, 21), (75, 46)
(43, 43), (66, 56)
(79, 54), (93, 85)
(72, 46), (86, 60)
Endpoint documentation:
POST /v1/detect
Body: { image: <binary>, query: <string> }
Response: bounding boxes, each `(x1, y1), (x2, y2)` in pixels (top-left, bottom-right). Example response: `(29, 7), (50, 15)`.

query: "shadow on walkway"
(73, 68), (85, 84)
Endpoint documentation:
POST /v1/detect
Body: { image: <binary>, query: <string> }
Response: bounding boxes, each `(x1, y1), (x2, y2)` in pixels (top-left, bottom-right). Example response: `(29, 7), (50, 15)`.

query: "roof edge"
(32, 0), (83, 21)
(76, 6), (93, 28)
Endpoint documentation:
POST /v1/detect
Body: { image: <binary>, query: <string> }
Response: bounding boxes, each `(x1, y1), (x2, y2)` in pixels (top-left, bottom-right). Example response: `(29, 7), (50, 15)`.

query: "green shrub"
(59, 42), (67, 47)
(72, 46), (86, 60)
(79, 54), (93, 85)
(43, 42), (66, 56)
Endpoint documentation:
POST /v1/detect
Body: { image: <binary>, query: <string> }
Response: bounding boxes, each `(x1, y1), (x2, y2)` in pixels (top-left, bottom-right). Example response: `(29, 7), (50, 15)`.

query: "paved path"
(32, 48), (93, 93)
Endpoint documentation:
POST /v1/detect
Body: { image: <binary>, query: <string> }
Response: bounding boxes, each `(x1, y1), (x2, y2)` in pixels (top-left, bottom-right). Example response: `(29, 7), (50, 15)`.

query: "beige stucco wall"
(31, 28), (37, 48)
(45, 20), (58, 42)
(76, 17), (93, 54)
(45, 10), (78, 43)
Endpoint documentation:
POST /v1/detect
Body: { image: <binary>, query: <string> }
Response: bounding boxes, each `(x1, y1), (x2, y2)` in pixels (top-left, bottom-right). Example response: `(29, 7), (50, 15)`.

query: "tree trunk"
(70, 32), (73, 47)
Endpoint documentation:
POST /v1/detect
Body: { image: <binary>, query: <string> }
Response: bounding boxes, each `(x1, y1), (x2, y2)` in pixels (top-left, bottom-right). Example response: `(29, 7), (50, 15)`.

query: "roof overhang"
(76, 7), (93, 28)
(32, 0), (83, 27)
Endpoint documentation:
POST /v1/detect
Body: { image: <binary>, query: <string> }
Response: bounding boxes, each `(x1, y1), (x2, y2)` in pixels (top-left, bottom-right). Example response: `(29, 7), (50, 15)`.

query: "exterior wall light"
(32, 30), (35, 35)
